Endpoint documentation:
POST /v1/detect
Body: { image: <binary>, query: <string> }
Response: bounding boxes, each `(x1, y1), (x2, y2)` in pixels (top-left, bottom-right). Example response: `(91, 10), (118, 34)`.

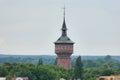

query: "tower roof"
(54, 8), (74, 44)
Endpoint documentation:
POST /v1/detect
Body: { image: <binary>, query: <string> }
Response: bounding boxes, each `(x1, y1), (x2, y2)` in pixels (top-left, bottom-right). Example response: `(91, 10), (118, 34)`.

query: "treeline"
(0, 55), (120, 68)
(0, 55), (56, 65)
(82, 55), (120, 68)
(0, 56), (120, 80)
(0, 62), (70, 80)
(72, 55), (120, 68)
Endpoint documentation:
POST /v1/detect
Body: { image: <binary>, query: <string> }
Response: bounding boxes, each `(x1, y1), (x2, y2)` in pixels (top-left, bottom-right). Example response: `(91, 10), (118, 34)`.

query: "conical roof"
(54, 17), (74, 44)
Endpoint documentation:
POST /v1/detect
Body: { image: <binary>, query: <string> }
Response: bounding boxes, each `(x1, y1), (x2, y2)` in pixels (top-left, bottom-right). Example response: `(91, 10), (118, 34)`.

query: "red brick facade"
(55, 44), (73, 53)
(55, 44), (73, 69)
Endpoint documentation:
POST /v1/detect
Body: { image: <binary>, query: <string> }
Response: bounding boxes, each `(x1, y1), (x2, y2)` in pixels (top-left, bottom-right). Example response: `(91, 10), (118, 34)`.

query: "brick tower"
(54, 8), (74, 69)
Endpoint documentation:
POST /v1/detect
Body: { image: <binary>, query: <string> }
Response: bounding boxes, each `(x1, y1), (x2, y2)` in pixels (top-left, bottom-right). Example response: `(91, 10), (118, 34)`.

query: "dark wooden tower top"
(54, 8), (74, 44)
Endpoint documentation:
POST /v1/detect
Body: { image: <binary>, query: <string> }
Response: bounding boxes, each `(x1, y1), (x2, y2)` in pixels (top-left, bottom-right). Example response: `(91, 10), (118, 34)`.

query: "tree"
(74, 56), (83, 80)
(54, 58), (57, 65)
(37, 58), (43, 66)
(100, 68), (114, 76)
(83, 60), (97, 68)
(104, 55), (112, 61)
(35, 65), (57, 80)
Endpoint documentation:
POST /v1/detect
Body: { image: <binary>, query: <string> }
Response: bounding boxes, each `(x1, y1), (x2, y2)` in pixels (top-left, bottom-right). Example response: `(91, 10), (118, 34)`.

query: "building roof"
(54, 8), (74, 44)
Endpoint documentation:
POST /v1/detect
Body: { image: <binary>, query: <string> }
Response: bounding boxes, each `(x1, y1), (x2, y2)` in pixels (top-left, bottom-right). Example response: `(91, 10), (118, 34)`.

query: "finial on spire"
(63, 5), (66, 18)
(61, 5), (67, 36)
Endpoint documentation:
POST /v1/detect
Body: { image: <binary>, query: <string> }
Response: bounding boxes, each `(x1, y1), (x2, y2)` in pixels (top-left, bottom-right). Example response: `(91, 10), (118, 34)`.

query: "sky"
(0, 0), (120, 55)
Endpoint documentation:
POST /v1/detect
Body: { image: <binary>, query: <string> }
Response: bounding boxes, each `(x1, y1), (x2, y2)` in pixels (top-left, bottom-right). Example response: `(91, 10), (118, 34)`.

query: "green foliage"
(83, 68), (120, 80)
(0, 65), (8, 76)
(104, 55), (112, 61)
(0, 55), (120, 80)
(0, 55), (120, 69)
(54, 57), (57, 65)
(34, 65), (57, 80)
(83, 60), (98, 68)
(0, 62), (73, 80)
(37, 58), (43, 66)
(82, 55), (120, 69)
(74, 56), (83, 80)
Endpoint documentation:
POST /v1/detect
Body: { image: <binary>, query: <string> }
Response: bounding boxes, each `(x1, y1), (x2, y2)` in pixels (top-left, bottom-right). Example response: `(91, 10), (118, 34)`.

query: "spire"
(54, 6), (74, 44)
(62, 6), (67, 36)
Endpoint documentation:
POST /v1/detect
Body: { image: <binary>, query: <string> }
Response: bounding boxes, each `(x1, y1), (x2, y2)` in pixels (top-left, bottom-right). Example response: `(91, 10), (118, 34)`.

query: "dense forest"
(0, 55), (120, 80)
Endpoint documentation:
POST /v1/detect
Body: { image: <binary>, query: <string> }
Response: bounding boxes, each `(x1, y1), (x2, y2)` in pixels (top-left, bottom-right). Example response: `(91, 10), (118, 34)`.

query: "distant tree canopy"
(104, 55), (112, 61)
(0, 55), (120, 69)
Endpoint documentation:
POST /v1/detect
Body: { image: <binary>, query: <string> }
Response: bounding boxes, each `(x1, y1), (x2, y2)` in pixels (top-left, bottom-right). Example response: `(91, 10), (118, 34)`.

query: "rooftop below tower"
(54, 35), (74, 44)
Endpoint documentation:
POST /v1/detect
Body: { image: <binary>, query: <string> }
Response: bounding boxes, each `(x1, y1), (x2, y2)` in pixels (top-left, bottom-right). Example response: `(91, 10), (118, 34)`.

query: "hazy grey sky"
(0, 0), (120, 55)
